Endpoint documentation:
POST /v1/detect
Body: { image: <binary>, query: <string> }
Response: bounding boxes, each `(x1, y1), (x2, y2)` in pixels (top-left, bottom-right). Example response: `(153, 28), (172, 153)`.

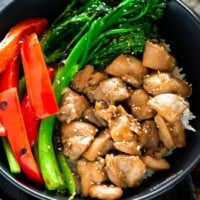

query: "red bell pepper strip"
(0, 56), (20, 136)
(21, 33), (58, 119)
(0, 56), (20, 92)
(0, 18), (48, 73)
(21, 67), (56, 146)
(20, 95), (39, 147)
(0, 88), (43, 184)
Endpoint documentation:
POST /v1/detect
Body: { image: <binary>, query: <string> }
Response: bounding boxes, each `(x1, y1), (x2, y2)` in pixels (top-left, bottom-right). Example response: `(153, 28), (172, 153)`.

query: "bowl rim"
(0, 0), (200, 200)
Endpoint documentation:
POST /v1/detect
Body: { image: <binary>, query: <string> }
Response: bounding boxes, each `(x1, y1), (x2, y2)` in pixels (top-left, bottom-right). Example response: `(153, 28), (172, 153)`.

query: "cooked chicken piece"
(172, 120), (186, 148)
(71, 64), (94, 92)
(102, 105), (143, 155)
(142, 40), (176, 72)
(77, 157), (107, 197)
(148, 93), (189, 123)
(105, 154), (146, 188)
(143, 72), (192, 97)
(95, 101), (117, 122)
(61, 121), (98, 160)
(57, 88), (89, 123)
(153, 145), (169, 159)
(154, 114), (176, 149)
(142, 155), (170, 170)
(109, 114), (136, 142)
(142, 120), (159, 150)
(114, 141), (141, 155)
(116, 105), (144, 136)
(87, 71), (107, 86)
(88, 184), (123, 200)
(83, 107), (107, 127)
(83, 71), (108, 102)
(128, 89), (156, 121)
(93, 77), (130, 104)
(82, 85), (97, 103)
(105, 54), (148, 88)
(83, 129), (113, 161)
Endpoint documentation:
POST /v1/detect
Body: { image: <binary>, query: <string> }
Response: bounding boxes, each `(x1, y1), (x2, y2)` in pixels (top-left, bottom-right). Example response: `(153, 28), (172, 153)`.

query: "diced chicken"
(77, 157), (107, 197)
(88, 184), (123, 200)
(142, 40), (176, 72)
(93, 77), (130, 104)
(148, 93), (189, 123)
(154, 114), (176, 149)
(83, 107), (107, 127)
(128, 89), (156, 121)
(82, 85), (97, 103)
(141, 120), (159, 150)
(105, 154), (146, 188)
(172, 120), (186, 148)
(109, 114), (136, 142)
(61, 121), (98, 160)
(117, 105), (144, 137)
(105, 54), (148, 88)
(114, 141), (141, 156)
(95, 101), (117, 122)
(83, 71), (108, 102)
(71, 64), (94, 92)
(56, 50), (194, 198)
(142, 155), (170, 170)
(87, 71), (107, 86)
(143, 72), (192, 97)
(83, 129), (113, 161)
(106, 105), (142, 155)
(57, 88), (89, 123)
(153, 145), (169, 159)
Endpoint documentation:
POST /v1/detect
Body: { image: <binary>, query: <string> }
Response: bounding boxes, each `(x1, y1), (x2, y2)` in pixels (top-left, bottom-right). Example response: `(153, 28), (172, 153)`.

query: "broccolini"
(38, 0), (167, 193)
(40, 0), (166, 64)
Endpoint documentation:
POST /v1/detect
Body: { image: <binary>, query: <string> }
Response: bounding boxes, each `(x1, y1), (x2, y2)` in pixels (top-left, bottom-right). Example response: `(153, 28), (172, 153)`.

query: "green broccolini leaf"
(40, 0), (112, 63)
(40, 0), (166, 65)
(88, 21), (159, 66)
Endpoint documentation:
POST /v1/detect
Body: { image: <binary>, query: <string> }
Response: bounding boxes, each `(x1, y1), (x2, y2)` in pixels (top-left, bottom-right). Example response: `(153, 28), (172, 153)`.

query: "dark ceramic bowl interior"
(0, 0), (200, 199)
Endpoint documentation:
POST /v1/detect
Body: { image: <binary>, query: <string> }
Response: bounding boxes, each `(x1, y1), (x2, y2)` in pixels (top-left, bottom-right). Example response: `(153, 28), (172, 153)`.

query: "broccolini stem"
(38, 116), (67, 190)
(56, 148), (76, 199)
(2, 138), (21, 174)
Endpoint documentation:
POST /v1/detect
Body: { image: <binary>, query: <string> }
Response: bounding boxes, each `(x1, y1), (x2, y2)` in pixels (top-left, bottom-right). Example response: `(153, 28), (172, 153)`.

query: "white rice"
(181, 108), (196, 132)
(172, 66), (186, 80)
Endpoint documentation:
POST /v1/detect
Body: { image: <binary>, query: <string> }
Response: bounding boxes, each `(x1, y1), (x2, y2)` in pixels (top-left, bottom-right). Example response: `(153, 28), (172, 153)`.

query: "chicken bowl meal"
(0, 0), (199, 199)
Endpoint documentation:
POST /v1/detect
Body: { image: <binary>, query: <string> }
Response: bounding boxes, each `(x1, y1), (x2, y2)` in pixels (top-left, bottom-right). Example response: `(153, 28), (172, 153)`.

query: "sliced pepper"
(0, 18), (48, 73)
(0, 56), (20, 92)
(21, 33), (59, 119)
(21, 67), (56, 146)
(0, 88), (43, 184)
(20, 95), (39, 147)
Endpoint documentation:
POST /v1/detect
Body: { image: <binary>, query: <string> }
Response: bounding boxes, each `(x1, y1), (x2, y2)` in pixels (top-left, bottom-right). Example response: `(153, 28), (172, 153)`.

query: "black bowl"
(0, 0), (200, 199)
